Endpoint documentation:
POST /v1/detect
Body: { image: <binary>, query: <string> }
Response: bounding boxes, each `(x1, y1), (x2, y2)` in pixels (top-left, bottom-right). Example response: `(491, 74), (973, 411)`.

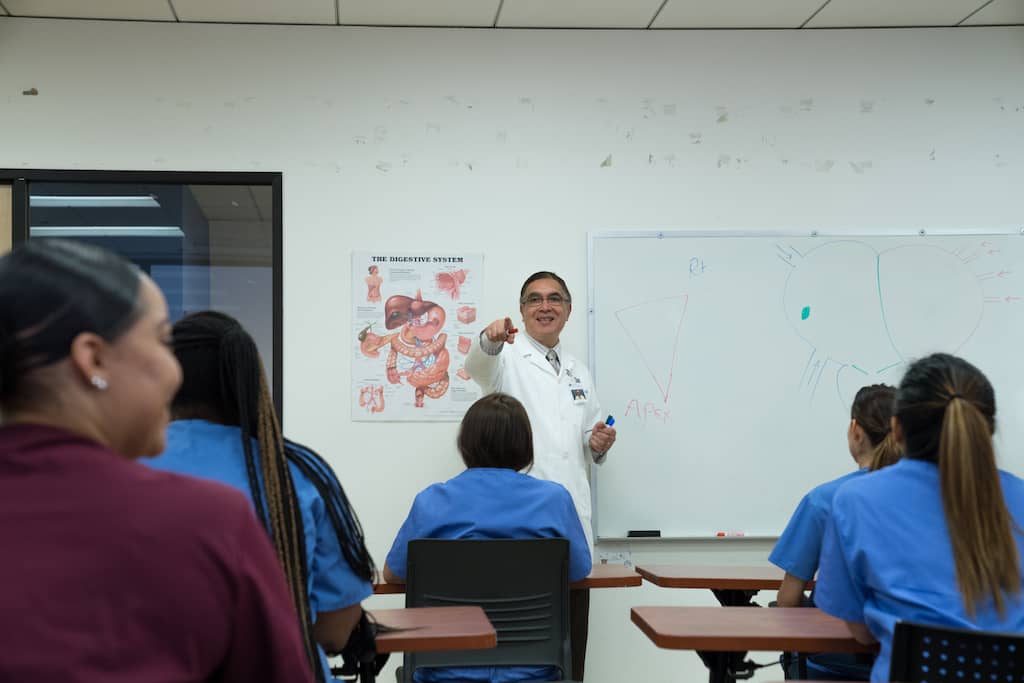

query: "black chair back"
(402, 538), (572, 682)
(890, 619), (1024, 682)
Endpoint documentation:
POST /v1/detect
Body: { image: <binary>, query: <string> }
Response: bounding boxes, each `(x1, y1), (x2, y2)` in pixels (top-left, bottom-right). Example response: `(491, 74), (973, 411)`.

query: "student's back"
(384, 393), (591, 683)
(816, 354), (1024, 682)
(0, 425), (309, 682)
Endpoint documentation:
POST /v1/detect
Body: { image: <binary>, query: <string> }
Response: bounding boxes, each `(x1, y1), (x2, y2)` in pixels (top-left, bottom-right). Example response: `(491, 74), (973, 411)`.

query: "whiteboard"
(588, 230), (1024, 540)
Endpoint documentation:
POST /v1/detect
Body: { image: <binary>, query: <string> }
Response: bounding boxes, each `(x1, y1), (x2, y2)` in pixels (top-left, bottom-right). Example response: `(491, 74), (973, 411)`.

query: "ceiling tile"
(497, 0), (665, 28)
(172, 0), (335, 24)
(340, 0), (499, 26)
(961, 0), (1024, 25)
(3, 0), (175, 20)
(807, 0), (988, 27)
(652, 0), (827, 28)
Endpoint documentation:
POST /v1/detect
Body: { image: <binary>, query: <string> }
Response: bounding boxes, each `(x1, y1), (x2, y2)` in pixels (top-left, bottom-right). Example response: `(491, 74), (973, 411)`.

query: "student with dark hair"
(770, 383), (901, 679)
(816, 354), (1024, 682)
(0, 240), (312, 682)
(384, 392), (591, 683)
(465, 270), (614, 680)
(147, 310), (376, 683)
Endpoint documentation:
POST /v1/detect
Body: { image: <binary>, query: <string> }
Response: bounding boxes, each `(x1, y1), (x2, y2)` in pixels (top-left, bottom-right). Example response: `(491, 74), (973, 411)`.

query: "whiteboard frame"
(587, 226), (1024, 542)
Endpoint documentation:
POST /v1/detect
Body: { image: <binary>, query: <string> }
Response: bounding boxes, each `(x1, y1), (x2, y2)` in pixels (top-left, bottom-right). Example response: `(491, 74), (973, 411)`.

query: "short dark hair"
(0, 239), (141, 408)
(520, 271), (571, 304)
(458, 393), (534, 471)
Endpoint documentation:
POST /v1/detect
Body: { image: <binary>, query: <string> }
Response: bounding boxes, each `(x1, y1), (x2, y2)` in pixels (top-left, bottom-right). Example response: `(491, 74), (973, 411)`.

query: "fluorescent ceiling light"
(30, 226), (184, 238)
(30, 195), (161, 209)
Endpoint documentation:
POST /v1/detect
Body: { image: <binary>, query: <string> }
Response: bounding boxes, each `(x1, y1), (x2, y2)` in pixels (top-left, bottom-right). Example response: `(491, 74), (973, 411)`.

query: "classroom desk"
(374, 562), (642, 594)
(369, 606), (497, 653)
(631, 606), (874, 683)
(635, 564), (811, 606)
(344, 607), (496, 683)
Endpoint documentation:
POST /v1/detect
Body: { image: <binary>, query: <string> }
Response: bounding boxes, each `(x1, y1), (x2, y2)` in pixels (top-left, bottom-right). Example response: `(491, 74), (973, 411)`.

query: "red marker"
(508, 327), (519, 334)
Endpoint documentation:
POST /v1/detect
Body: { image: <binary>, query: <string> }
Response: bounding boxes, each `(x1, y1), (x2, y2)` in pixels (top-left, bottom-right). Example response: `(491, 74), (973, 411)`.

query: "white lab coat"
(465, 332), (605, 552)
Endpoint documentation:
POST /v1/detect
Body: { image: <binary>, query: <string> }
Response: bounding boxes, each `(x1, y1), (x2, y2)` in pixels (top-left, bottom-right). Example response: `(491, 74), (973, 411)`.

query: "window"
(1, 170), (283, 418)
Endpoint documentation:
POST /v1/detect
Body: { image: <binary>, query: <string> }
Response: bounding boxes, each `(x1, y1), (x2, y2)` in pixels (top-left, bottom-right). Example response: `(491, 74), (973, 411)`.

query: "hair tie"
(948, 392), (964, 404)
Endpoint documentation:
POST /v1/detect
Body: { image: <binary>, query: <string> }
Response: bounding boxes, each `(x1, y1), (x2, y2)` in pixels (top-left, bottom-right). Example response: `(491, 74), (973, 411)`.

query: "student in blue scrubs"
(816, 353), (1024, 682)
(384, 392), (592, 683)
(770, 383), (901, 680)
(148, 311), (376, 683)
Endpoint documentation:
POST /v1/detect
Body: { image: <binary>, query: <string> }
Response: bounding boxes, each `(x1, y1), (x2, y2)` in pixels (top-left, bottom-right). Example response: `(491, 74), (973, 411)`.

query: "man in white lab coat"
(464, 270), (616, 681)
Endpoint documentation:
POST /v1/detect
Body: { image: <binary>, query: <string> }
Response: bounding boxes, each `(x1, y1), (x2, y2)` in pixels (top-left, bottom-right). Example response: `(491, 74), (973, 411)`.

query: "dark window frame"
(0, 168), (285, 421)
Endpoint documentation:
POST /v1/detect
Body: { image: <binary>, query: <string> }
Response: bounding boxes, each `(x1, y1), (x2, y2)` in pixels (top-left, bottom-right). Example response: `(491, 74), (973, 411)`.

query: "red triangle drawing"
(614, 294), (689, 404)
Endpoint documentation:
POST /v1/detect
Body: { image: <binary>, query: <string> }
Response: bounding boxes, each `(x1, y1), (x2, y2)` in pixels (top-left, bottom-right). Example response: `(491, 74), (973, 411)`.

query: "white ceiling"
(0, 0), (1018, 28)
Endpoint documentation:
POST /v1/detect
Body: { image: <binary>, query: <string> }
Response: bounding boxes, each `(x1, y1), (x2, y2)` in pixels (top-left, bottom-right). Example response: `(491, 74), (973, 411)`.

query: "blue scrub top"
(387, 467), (592, 683)
(816, 458), (1024, 682)
(770, 468), (867, 582)
(149, 420), (373, 682)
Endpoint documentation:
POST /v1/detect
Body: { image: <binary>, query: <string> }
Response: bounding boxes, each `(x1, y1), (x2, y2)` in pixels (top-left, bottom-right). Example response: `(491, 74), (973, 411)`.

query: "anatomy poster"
(352, 251), (484, 421)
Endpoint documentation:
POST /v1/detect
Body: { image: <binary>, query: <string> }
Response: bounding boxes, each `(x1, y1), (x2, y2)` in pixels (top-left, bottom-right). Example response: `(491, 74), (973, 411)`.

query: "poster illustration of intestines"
(351, 251), (483, 421)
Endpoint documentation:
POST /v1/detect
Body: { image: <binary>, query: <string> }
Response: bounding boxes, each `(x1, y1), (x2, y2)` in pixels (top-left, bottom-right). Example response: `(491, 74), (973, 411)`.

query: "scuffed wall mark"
(717, 154), (731, 168)
(995, 154), (1007, 168)
(929, 149), (936, 161)
(762, 135), (776, 147)
(519, 97), (534, 111)
(799, 98), (814, 112)
(154, 157), (166, 164)
(849, 160), (873, 174)
(925, 98), (935, 106)
(779, 105), (794, 114)
(663, 103), (677, 116)
(176, 100), (192, 109)
(815, 160), (835, 173)
(466, 162), (474, 172)
(859, 100), (874, 114)
(641, 98), (656, 119)
(376, 161), (392, 173)
(426, 123), (440, 134)
(496, 130), (508, 143)
(516, 157), (529, 168)
(624, 128), (634, 142)
(596, 97), (608, 105)
(715, 106), (729, 123)
(648, 154), (655, 165)
(444, 95), (459, 106)
(353, 136), (367, 145)
(374, 126), (387, 143)
(662, 153), (677, 167)
(689, 132), (703, 145)
(781, 159), (790, 165)
(22, 87), (38, 96)
(600, 154), (613, 168)
(245, 97), (257, 104)
(224, 101), (237, 108)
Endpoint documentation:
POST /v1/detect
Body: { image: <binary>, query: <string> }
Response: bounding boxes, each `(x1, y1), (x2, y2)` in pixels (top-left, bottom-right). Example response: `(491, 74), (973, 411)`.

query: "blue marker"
(605, 415), (615, 427)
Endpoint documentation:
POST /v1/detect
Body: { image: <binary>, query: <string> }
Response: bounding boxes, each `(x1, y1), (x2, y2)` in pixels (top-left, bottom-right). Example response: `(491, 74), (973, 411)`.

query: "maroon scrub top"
(0, 423), (313, 683)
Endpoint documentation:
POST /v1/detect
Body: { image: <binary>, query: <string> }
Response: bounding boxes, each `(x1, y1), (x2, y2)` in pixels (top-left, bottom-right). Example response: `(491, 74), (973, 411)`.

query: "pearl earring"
(90, 376), (108, 391)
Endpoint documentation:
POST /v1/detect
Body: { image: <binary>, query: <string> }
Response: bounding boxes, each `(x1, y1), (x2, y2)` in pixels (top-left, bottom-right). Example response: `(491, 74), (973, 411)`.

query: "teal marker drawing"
(800, 306), (811, 321)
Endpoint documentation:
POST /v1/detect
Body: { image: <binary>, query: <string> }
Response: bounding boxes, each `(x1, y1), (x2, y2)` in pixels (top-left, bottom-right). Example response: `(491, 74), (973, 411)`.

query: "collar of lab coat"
(518, 332), (568, 377)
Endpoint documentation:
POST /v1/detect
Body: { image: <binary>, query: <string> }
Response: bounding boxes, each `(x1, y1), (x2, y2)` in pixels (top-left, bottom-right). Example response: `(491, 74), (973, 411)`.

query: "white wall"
(2, 17), (1022, 682)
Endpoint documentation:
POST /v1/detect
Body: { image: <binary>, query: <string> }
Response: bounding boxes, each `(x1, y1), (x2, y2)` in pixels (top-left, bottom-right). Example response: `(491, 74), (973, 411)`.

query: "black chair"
(889, 620), (1024, 682)
(400, 538), (576, 683)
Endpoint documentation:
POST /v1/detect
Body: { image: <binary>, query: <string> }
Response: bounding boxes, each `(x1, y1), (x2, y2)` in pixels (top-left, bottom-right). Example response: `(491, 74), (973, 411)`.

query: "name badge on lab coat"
(568, 374), (588, 403)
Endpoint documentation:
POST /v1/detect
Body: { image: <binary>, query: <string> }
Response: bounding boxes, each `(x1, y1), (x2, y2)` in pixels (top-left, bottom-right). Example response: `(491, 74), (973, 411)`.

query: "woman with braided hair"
(148, 310), (376, 683)
(0, 241), (312, 682)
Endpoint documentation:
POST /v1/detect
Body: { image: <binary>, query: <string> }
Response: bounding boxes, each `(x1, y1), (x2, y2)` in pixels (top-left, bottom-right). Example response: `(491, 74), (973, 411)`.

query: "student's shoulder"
(128, 465), (256, 529)
(999, 469), (1024, 501)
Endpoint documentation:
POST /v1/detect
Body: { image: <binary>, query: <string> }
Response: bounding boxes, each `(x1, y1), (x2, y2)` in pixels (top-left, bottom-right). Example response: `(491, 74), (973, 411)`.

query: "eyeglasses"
(521, 293), (570, 308)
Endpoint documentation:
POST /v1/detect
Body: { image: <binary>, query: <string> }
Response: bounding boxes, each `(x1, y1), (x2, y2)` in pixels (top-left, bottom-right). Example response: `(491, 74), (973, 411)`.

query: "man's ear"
(67, 332), (108, 388)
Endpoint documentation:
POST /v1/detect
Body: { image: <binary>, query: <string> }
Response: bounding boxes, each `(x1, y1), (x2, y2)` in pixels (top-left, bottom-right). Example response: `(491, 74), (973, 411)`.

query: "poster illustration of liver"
(352, 251), (483, 421)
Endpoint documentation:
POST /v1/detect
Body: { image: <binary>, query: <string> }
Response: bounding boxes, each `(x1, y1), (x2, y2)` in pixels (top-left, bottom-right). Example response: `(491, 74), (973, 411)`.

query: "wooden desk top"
(374, 563), (641, 595)
(635, 564), (800, 590)
(631, 606), (874, 654)
(368, 607), (497, 653)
